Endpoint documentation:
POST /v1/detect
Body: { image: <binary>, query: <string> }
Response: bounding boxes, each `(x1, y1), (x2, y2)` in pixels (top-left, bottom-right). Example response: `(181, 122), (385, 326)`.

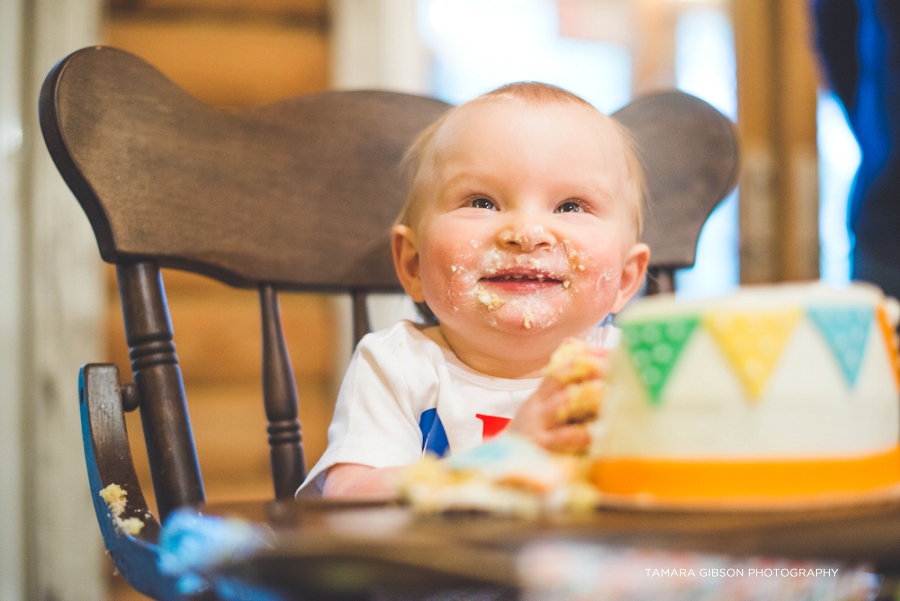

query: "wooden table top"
(203, 494), (900, 598)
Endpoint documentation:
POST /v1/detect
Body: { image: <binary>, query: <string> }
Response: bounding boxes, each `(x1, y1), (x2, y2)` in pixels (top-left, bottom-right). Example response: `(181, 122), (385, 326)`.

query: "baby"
(297, 82), (650, 497)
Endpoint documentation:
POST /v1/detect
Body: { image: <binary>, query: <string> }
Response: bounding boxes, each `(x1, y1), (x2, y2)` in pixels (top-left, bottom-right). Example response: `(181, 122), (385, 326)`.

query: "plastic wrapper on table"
(158, 508), (283, 600)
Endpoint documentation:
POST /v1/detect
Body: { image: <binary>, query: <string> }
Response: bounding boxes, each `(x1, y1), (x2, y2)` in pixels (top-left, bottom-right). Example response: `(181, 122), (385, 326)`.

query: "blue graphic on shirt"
(418, 408), (449, 457)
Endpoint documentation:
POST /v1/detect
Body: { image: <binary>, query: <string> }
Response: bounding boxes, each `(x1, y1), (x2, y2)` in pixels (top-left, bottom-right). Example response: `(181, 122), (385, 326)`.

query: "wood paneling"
(110, 0), (326, 14)
(776, 0), (820, 281)
(734, 0), (819, 283)
(630, 0), (678, 95)
(121, 380), (335, 503)
(105, 265), (338, 510)
(105, 18), (329, 106)
(101, 0), (334, 538)
(734, 0), (779, 284)
(105, 276), (336, 384)
(100, 2), (331, 599)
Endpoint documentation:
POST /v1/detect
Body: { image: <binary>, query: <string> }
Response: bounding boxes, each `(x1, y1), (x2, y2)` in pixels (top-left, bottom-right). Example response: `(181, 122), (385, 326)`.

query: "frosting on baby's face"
(392, 98), (648, 377)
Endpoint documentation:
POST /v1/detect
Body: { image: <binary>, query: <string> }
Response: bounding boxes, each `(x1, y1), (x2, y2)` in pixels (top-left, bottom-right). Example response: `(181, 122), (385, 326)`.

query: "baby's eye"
(556, 201), (582, 213)
(471, 197), (496, 210)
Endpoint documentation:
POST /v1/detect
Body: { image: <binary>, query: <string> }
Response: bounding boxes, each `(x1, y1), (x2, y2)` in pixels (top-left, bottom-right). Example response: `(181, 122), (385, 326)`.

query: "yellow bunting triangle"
(704, 309), (802, 399)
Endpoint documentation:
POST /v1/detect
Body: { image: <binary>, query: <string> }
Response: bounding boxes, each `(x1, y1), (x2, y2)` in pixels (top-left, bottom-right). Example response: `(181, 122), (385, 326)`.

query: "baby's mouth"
(480, 270), (565, 293)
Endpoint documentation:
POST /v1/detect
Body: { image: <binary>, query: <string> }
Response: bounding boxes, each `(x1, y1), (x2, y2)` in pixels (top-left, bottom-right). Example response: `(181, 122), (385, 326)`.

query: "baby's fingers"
(541, 389), (573, 427)
(542, 423), (592, 454)
(534, 372), (567, 401)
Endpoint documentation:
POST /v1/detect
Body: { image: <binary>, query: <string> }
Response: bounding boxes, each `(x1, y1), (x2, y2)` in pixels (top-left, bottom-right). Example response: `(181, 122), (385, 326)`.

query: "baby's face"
(394, 99), (647, 369)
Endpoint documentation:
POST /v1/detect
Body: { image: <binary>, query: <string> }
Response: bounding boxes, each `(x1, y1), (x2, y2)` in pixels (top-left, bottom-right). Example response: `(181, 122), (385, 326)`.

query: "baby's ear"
(391, 225), (426, 303)
(612, 243), (650, 313)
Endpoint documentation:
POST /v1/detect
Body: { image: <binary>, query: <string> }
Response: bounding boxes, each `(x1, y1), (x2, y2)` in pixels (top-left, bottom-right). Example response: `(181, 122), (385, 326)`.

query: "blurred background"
(0, 0), (859, 599)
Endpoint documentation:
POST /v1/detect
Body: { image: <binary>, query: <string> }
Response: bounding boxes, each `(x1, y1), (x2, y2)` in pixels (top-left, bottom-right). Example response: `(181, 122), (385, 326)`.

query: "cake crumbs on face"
(523, 310), (534, 329)
(477, 289), (505, 310)
(561, 240), (587, 272)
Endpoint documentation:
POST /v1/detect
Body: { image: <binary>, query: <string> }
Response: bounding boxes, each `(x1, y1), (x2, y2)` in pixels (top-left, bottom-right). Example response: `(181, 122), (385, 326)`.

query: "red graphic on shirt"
(476, 414), (511, 441)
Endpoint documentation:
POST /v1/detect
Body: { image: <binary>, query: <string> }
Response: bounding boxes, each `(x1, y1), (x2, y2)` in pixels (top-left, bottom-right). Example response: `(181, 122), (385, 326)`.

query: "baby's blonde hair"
(396, 82), (646, 242)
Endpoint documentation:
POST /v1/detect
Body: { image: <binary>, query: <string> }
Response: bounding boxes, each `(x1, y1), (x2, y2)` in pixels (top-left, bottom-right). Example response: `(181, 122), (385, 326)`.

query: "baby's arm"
(295, 322), (439, 498)
(322, 463), (406, 497)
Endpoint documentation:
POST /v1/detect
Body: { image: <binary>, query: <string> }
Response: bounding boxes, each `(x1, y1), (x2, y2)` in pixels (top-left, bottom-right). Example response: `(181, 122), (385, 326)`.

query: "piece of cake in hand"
(545, 338), (610, 425)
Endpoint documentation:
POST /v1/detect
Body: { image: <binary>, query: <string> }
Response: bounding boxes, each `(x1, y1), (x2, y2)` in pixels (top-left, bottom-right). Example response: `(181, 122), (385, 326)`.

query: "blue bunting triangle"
(807, 305), (873, 388)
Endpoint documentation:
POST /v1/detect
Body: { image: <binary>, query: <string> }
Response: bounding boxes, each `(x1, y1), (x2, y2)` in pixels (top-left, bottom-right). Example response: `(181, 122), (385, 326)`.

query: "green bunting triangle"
(620, 316), (700, 405)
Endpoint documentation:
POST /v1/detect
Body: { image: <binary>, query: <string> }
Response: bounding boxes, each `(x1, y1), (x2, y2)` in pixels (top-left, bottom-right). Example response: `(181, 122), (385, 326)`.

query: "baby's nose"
(499, 224), (554, 252)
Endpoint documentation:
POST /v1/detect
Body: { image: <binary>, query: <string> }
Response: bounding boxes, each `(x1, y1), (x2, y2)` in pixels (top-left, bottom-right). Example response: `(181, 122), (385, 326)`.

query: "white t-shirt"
(297, 319), (619, 496)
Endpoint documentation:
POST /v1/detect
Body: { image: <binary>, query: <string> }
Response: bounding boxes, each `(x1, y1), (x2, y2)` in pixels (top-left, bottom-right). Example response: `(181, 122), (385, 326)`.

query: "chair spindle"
(352, 289), (371, 347)
(117, 261), (205, 520)
(259, 284), (306, 498)
(646, 266), (676, 295)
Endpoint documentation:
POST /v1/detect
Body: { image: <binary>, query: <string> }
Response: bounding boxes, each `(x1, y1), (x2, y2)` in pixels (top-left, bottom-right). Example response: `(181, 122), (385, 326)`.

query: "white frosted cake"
(590, 282), (900, 502)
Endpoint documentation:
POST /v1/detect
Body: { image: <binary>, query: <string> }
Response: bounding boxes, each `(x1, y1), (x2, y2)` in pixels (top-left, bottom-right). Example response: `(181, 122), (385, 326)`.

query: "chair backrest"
(40, 46), (451, 518)
(612, 91), (739, 294)
(40, 46), (738, 520)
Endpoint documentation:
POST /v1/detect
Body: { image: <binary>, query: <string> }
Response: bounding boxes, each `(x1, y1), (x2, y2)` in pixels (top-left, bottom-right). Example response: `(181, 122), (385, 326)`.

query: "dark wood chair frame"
(40, 46), (738, 600)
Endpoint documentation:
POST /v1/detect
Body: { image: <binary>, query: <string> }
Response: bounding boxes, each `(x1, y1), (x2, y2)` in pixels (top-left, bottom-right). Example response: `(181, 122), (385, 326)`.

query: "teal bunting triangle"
(620, 317), (700, 405)
(807, 305), (873, 388)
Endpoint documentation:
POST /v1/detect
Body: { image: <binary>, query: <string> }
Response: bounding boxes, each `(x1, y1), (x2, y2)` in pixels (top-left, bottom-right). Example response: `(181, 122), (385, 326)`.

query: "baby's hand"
(507, 338), (608, 454)
(506, 376), (593, 453)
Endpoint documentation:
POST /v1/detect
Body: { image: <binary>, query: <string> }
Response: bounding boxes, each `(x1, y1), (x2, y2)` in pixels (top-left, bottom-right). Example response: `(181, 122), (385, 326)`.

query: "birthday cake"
(590, 282), (900, 502)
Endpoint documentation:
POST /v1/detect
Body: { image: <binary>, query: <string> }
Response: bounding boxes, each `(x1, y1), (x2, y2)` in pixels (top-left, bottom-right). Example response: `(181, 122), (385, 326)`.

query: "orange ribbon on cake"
(591, 445), (900, 499)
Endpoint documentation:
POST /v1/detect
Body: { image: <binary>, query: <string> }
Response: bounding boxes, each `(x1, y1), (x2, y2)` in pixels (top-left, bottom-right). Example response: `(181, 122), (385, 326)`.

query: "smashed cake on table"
(397, 434), (598, 517)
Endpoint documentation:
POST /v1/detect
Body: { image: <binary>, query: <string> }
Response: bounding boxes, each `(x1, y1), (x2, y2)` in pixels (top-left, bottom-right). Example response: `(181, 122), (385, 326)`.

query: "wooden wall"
(734, 0), (820, 283)
(100, 2), (334, 598)
(626, 0), (820, 284)
(104, 0), (329, 105)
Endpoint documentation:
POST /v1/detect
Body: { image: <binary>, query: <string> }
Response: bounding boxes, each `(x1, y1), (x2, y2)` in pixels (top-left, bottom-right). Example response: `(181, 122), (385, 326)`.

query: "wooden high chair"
(39, 46), (737, 600)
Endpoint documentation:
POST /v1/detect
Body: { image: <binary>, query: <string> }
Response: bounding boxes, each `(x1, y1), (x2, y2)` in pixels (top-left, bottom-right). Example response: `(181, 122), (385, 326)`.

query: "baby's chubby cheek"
(418, 245), (483, 316)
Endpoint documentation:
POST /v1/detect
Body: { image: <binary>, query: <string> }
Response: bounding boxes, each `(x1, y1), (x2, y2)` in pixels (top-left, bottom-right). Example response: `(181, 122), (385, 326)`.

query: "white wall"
(0, 2), (26, 599)
(330, 0), (430, 94)
(0, 0), (105, 599)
